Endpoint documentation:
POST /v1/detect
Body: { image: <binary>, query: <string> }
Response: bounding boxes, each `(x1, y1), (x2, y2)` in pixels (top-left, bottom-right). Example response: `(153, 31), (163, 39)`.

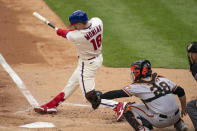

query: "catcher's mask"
(130, 60), (152, 82)
(186, 41), (197, 70)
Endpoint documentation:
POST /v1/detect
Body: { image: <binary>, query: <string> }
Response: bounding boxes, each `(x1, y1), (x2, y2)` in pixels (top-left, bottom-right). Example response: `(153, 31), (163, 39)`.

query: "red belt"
(88, 56), (96, 60)
(78, 56), (98, 60)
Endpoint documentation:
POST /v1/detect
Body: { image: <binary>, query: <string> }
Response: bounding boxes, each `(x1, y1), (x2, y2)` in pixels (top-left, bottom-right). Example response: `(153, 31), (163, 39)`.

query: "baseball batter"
(100, 60), (188, 131)
(34, 10), (120, 116)
(186, 41), (197, 131)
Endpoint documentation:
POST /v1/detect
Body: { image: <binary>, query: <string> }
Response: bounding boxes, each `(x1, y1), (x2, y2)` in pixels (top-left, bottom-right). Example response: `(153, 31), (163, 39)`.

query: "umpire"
(186, 41), (197, 131)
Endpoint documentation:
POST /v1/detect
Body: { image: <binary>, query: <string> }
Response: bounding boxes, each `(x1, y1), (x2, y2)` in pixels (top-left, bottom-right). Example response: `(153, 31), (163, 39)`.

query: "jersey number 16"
(90, 34), (102, 50)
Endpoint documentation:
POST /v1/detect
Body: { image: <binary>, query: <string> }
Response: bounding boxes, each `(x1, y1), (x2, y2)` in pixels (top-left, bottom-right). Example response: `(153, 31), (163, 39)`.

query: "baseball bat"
(33, 12), (58, 30)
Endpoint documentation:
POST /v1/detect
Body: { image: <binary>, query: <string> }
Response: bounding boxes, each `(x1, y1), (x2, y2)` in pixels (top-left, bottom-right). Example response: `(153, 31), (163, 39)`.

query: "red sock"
(45, 92), (65, 108)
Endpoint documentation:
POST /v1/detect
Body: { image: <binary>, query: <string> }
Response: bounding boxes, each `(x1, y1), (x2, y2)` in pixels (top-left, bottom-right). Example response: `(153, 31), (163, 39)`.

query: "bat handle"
(48, 23), (58, 30)
(55, 27), (58, 31)
(33, 12), (58, 31)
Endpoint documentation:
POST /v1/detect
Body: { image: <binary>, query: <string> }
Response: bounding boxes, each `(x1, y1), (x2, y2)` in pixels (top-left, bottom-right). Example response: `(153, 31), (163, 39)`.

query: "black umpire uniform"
(186, 42), (197, 131)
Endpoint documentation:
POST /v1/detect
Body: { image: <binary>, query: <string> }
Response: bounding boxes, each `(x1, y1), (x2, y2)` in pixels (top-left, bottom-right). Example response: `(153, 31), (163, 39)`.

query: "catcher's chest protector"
(135, 73), (172, 103)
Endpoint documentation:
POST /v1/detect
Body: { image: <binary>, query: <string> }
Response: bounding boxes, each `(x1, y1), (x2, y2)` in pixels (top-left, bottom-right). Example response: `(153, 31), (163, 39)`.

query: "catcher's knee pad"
(123, 103), (152, 131)
(85, 90), (102, 109)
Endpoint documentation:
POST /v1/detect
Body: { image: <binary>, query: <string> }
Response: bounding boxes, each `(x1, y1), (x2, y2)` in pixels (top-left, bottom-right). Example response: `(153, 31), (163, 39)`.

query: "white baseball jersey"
(66, 17), (103, 60)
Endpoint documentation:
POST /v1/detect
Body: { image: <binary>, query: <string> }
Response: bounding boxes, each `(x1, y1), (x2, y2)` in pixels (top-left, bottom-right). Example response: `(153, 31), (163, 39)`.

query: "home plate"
(19, 122), (55, 128)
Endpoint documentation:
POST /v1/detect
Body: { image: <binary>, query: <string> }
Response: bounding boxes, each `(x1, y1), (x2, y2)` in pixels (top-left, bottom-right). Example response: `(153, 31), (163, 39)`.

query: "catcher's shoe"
(34, 104), (57, 114)
(174, 119), (188, 131)
(113, 102), (127, 121)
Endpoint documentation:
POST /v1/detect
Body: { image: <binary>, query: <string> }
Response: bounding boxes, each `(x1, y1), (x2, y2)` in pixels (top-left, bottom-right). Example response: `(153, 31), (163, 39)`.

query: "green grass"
(44, 0), (197, 68)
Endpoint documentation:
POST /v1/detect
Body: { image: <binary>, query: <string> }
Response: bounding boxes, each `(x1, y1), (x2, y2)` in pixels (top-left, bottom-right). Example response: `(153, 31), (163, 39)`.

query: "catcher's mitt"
(85, 90), (102, 110)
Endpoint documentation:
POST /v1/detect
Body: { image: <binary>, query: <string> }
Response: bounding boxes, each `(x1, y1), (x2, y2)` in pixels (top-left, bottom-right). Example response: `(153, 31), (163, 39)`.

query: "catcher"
(99, 60), (188, 131)
(186, 41), (197, 131)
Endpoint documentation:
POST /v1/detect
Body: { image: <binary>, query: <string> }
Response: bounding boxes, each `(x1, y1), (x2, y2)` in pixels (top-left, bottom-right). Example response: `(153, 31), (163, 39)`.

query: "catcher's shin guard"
(123, 104), (150, 131)
(140, 116), (153, 130)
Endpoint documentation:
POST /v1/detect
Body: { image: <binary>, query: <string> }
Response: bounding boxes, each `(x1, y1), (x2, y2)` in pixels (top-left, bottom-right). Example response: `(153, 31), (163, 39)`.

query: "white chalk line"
(0, 125), (8, 129)
(62, 102), (106, 108)
(15, 102), (105, 114)
(0, 54), (39, 107)
(14, 106), (33, 114)
(62, 102), (90, 107)
(14, 103), (90, 114)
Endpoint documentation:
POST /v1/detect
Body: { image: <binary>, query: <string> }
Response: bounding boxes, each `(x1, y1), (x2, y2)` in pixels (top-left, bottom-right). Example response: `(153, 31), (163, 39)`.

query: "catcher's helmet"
(130, 60), (152, 81)
(69, 10), (88, 25)
(187, 41), (197, 53)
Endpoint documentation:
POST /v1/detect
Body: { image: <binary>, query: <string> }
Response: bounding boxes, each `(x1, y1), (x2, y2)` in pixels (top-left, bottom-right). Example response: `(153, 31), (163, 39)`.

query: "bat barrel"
(33, 12), (58, 30)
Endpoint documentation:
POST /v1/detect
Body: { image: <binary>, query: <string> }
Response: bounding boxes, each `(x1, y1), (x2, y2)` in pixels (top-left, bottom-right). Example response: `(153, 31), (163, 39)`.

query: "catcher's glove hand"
(85, 90), (102, 110)
(92, 91), (102, 109)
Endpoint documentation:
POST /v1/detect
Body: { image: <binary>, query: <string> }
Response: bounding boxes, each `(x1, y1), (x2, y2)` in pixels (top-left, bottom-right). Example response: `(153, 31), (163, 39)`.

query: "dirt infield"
(0, 0), (196, 130)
